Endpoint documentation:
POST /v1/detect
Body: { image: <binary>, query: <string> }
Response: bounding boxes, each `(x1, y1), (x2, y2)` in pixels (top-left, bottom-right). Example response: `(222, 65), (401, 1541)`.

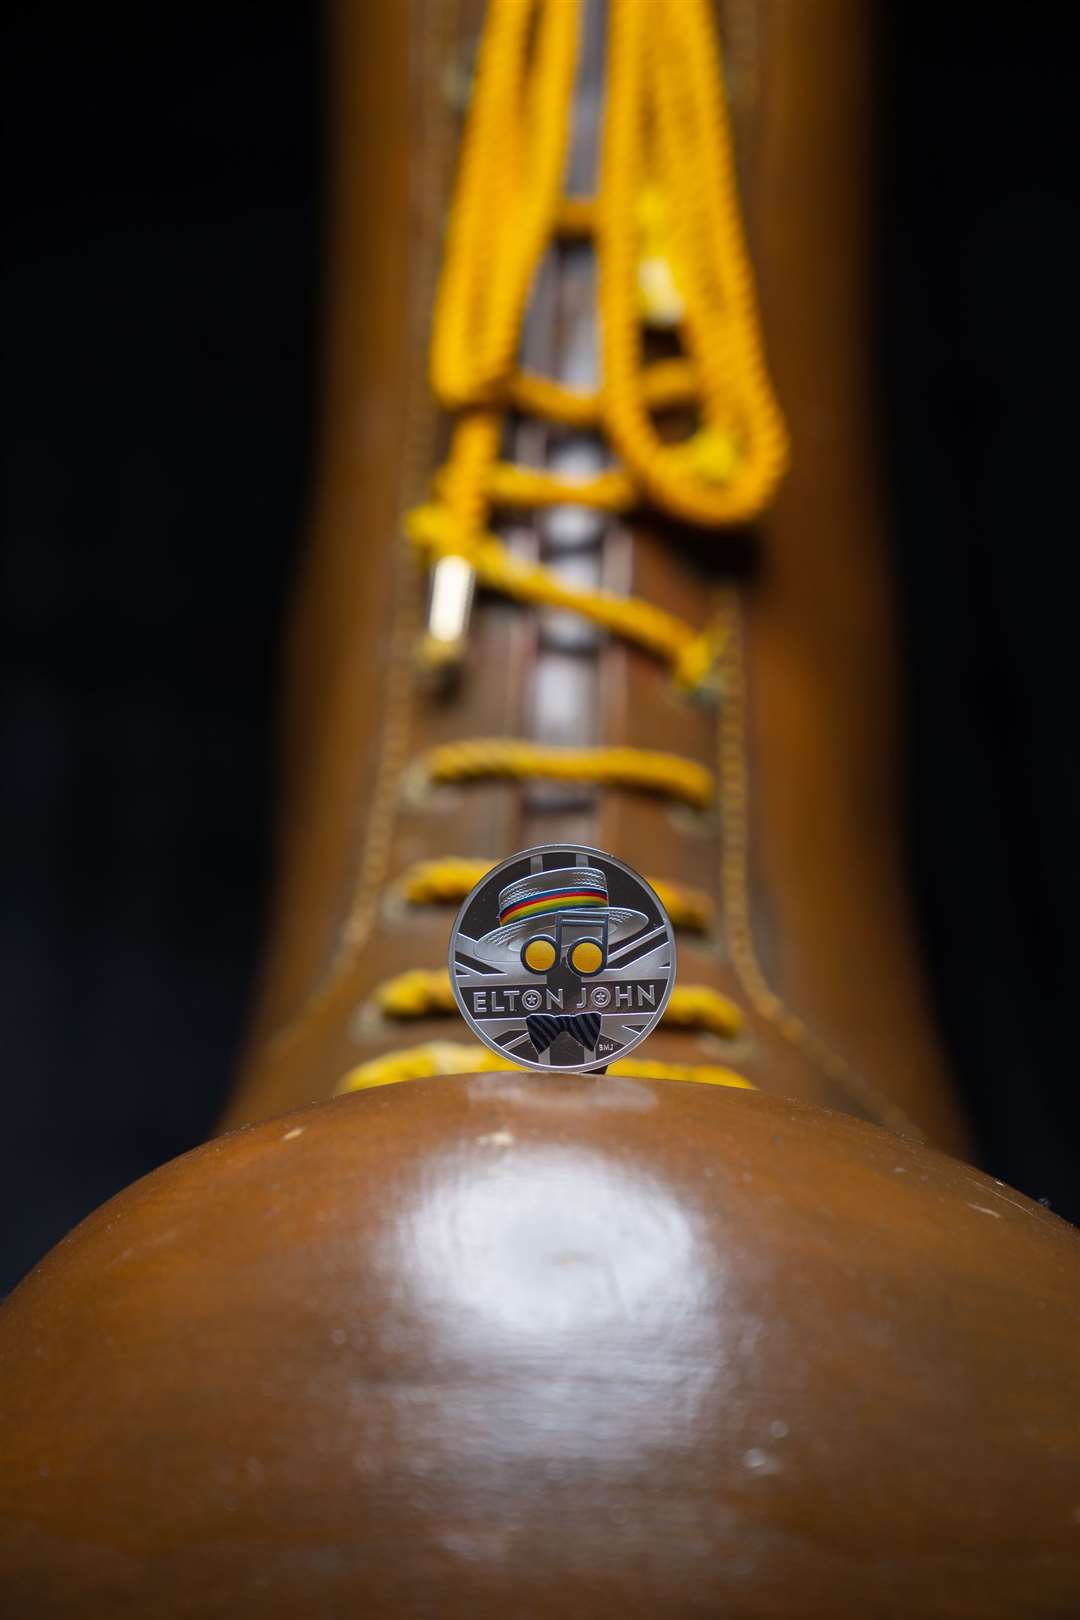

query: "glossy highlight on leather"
(3, 1077), (1079, 1618)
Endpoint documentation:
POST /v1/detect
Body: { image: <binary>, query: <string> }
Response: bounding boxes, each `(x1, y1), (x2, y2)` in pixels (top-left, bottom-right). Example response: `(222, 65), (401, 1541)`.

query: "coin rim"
(447, 842), (679, 1074)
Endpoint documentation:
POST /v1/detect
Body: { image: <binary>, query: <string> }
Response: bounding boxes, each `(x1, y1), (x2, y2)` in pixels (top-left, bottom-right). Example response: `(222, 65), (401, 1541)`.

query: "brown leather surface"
(747, 0), (961, 1146)
(3, 1078), (1078, 1618)
(225, 0), (967, 1154)
(240, 0), (429, 1046)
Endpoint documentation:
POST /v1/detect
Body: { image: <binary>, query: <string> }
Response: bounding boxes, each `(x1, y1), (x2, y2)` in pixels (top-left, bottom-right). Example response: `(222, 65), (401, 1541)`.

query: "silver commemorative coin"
(448, 844), (677, 1073)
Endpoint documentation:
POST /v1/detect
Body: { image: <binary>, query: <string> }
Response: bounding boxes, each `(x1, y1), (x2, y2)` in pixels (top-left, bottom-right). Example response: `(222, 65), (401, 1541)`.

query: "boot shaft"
(227, 0), (966, 1154)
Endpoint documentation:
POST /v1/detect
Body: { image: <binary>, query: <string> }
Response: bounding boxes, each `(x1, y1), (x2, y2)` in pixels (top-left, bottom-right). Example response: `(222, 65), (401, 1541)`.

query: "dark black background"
(883, 7), (1080, 1223)
(1, 9), (319, 1288)
(2, 7), (1077, 1292)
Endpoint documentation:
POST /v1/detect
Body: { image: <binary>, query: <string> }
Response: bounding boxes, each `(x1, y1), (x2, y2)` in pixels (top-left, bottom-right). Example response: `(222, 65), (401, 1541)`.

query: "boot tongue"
(516, 0), (609, 849)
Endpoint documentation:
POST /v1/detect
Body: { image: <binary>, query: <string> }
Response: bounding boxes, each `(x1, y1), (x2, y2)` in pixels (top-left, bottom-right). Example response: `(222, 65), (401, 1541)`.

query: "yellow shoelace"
(342, 0), (786, 1100)
(415, 0), (786, 683)
(422, 739), (715, 811)
(342, 1042), (753, 1095)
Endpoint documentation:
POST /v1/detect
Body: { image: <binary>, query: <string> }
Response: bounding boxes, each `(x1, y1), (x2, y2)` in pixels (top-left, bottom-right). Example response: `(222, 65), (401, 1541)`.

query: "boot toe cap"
(2, 1074), (1079, 1618)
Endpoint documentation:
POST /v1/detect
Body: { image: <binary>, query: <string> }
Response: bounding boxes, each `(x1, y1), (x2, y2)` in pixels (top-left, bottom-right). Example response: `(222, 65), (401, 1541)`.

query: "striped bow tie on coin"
(449, 845), (677, 1074)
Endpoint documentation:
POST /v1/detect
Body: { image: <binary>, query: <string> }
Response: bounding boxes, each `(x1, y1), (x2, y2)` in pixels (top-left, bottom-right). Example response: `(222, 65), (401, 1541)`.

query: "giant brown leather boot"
(221, 0), (968, 1149)
(3, 4), (1079, 1617)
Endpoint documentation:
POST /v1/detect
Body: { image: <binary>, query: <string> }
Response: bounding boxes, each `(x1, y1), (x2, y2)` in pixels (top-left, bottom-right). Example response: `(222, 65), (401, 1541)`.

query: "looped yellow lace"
(417, 0), (787, 685)
(408, 502), (722, 691)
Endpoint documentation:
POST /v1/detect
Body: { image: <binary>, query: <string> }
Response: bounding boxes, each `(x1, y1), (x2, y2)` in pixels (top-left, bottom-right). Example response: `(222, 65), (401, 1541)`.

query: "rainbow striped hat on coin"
(471, 866), (647, 963)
